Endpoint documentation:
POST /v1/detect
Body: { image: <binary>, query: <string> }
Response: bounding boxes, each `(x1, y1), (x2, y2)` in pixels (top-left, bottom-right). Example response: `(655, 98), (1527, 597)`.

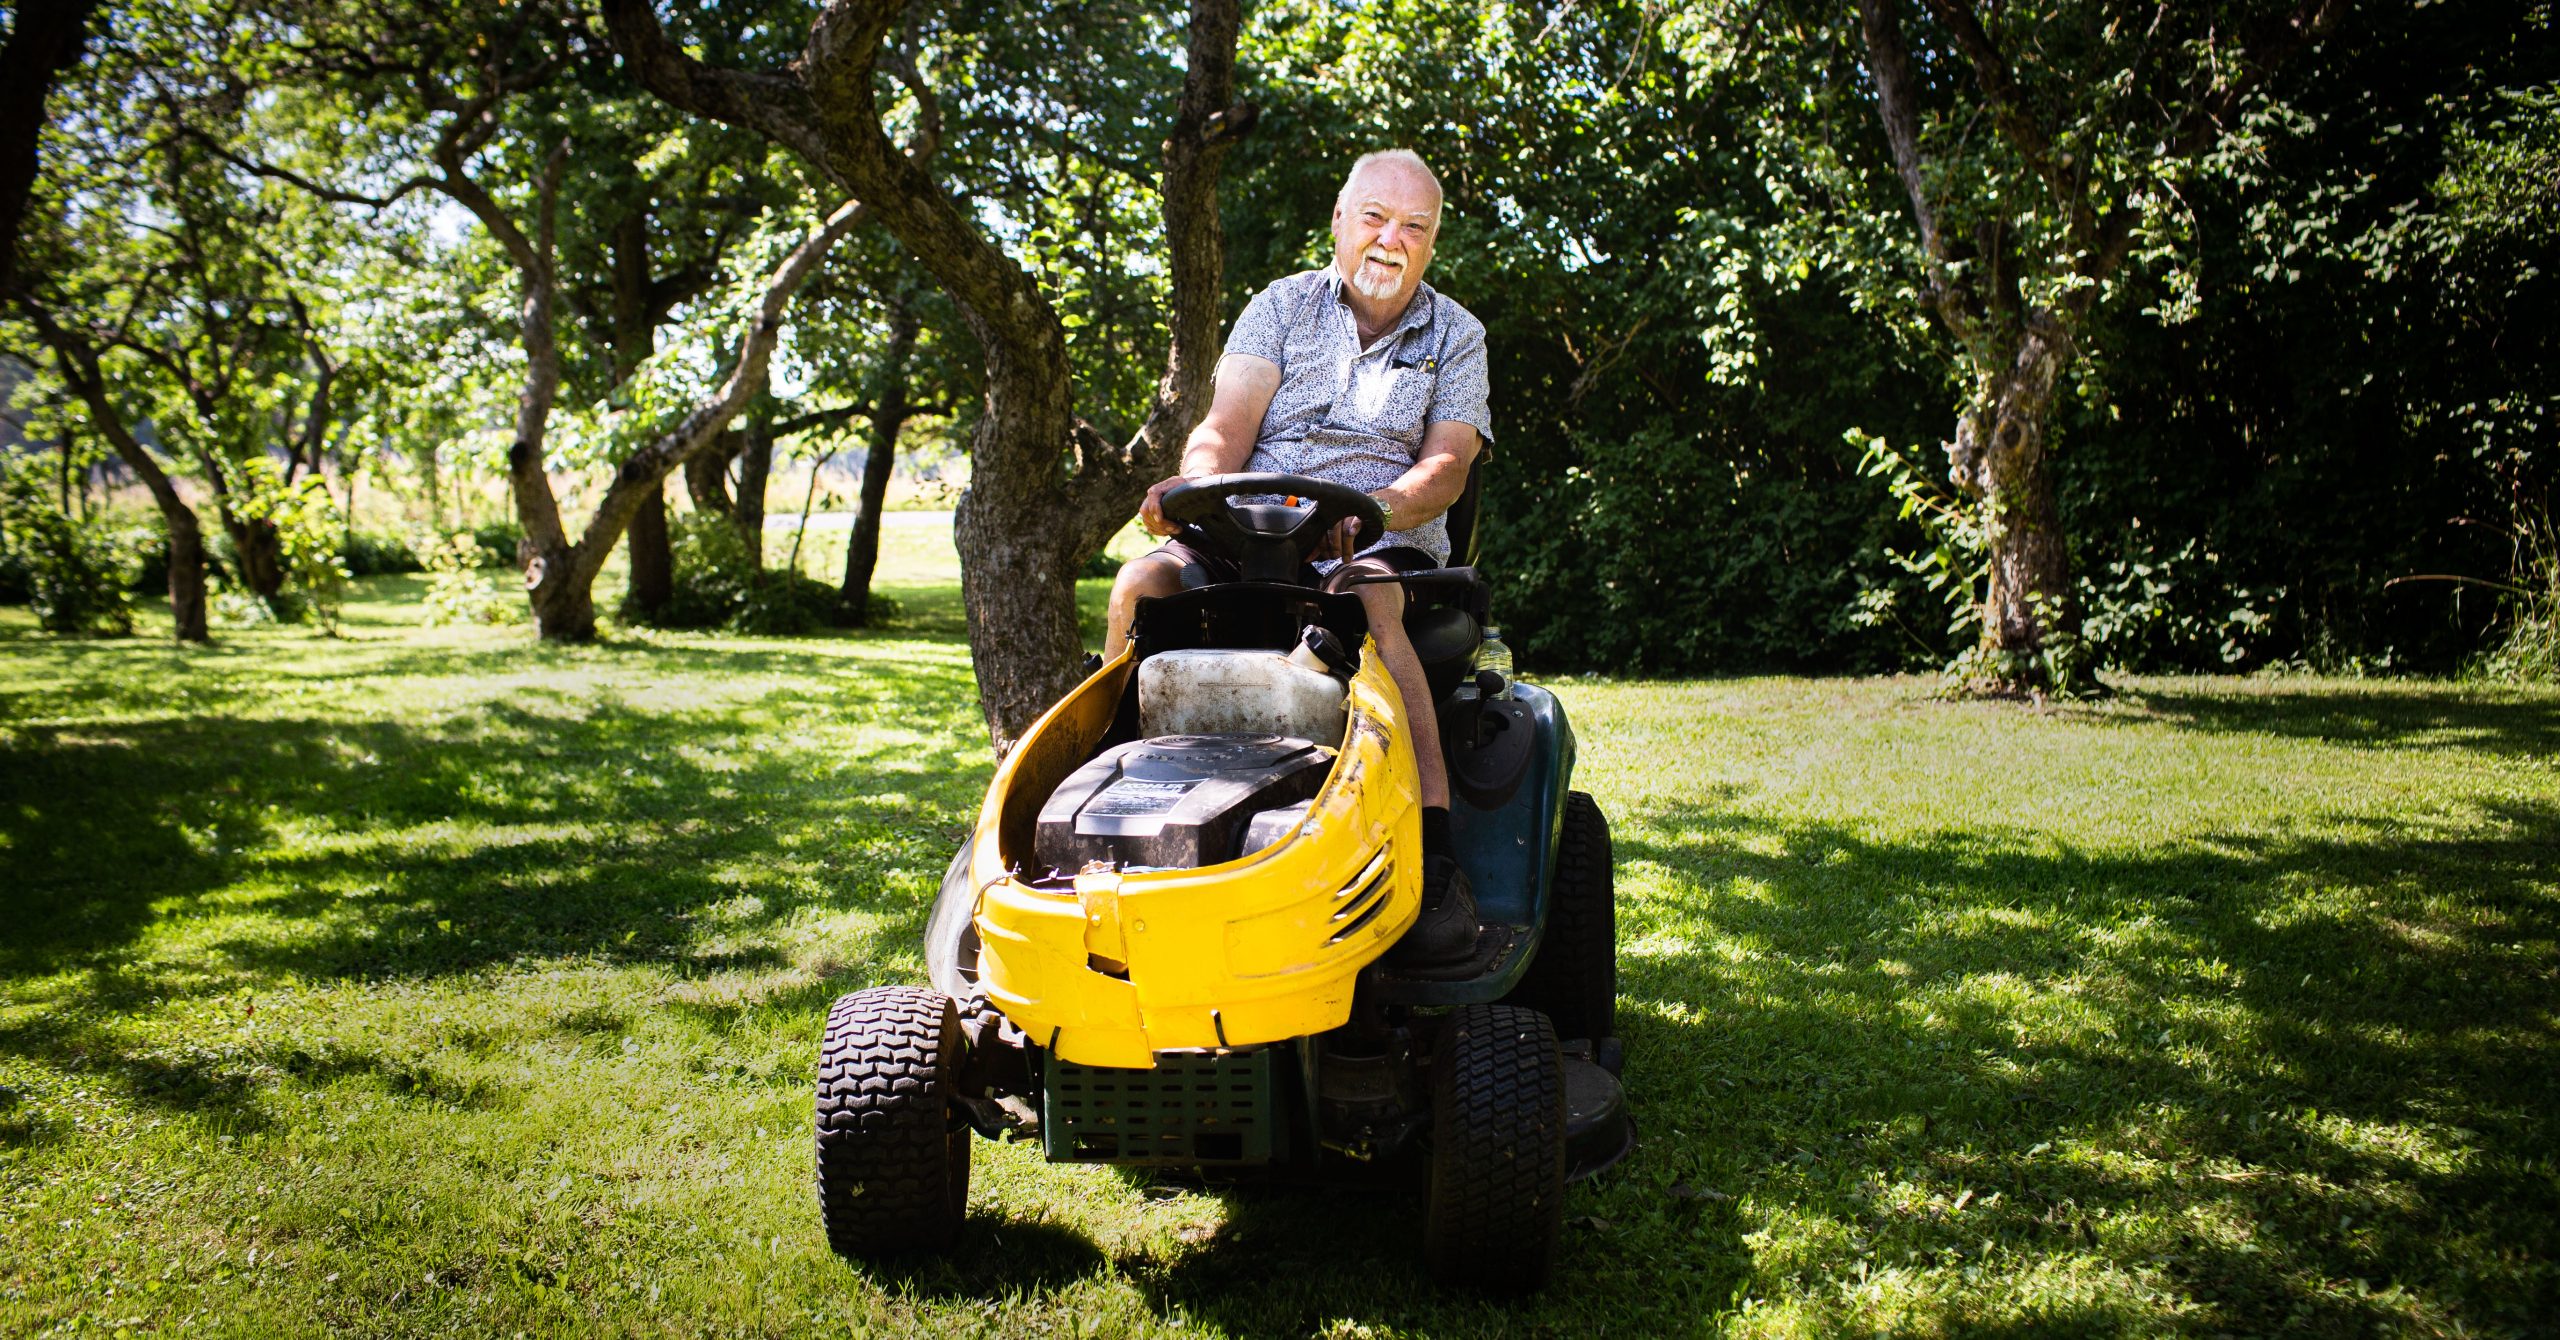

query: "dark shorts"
(1149, 535), (1439, 592)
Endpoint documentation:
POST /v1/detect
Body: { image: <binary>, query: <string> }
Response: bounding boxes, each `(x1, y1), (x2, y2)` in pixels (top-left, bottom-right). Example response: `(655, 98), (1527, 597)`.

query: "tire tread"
(814, 985), (969, 1256)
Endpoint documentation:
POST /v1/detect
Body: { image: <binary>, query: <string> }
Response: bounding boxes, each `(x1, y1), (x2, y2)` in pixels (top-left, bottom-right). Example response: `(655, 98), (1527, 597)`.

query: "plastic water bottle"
(1475, 625), (1515, 695)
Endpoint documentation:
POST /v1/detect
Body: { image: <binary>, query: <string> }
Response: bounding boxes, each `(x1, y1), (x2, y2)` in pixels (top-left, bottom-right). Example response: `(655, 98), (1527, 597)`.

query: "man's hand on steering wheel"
(1311, 515), (1364, 562)
(1137, 473), (1193, 538)
(1154, 473), (1387, 570)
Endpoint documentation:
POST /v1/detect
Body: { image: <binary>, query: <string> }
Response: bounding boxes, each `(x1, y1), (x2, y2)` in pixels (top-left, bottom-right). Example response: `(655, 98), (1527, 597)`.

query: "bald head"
(1335, 149), (1443, 223)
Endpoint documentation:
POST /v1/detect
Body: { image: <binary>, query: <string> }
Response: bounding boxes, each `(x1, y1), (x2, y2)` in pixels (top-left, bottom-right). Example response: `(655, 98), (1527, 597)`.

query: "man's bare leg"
(1102, 553), (1187, 660)
(1346, 578), (1450, 807)
(1342, 572), (1476, 966)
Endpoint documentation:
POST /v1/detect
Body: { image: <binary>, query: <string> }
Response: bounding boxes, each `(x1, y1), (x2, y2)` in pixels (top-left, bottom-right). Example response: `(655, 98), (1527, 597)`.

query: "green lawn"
(3, 559), (2556, 1337)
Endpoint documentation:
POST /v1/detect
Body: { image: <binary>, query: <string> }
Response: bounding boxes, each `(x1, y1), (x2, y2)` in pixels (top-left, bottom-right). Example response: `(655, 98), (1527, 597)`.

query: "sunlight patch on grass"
(4, 601), (2557, 1334)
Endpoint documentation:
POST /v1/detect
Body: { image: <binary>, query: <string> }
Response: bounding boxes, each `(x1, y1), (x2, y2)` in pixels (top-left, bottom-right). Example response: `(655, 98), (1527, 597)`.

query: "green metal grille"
(1042, 1049), (1279, 1165)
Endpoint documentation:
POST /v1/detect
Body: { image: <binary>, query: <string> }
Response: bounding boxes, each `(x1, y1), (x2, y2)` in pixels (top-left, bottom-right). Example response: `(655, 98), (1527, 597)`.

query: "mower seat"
(1410, 609), (1479, 693)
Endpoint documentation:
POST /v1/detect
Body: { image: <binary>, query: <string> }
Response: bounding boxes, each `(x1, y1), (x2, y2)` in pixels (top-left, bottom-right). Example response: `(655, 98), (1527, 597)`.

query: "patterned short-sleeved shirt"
(1220, 268), (1495, 566)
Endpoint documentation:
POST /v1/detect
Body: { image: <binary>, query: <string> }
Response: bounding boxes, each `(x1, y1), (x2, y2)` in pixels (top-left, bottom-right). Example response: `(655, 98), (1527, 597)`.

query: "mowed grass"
(2, 533), (2556, 1337)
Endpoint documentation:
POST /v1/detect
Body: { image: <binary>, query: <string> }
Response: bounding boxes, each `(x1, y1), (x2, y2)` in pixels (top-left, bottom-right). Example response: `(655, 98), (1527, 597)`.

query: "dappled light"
(5, 599), (2554, 1333)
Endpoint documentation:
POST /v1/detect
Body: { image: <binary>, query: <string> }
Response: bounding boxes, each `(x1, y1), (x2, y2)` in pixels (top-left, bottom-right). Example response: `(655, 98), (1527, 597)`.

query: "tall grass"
(2473, 504), (2560, 683)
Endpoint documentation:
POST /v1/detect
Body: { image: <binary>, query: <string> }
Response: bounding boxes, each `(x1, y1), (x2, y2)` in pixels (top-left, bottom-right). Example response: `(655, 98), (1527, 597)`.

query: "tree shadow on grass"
(854, 1216), (1111, 1301)
(2105, 682), (2560, 760)
(1607, 792), (2560, 1336)
(1104, 1173), (1748, 1339)
(0, 661), (991, 1130)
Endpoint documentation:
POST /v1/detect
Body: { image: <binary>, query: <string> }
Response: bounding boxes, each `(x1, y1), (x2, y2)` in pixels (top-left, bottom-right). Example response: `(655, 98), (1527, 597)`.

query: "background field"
(4, 550), (2556, 1337)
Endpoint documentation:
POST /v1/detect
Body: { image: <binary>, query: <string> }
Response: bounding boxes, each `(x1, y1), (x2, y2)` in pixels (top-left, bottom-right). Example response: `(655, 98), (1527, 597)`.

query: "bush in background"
(649, 515), (835, 635)
(339, 528), (422, 577)
(414, 530), (519, 627)
(471, 520), (526, 570)
(2469, 505), (2560, 684)
(0, 461), (141, 636)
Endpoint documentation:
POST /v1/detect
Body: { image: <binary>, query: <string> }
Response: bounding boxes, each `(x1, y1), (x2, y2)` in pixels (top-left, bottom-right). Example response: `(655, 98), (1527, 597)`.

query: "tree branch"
(771, 400), (873, 440)
(187, 129), (434, 211)
(600, 0), (831, 168)
(2162, 0), (2347, 159)
(1096, 0), (1248, 553)
(568, 196), (873, 584)
(1856, 0), (1958, 297)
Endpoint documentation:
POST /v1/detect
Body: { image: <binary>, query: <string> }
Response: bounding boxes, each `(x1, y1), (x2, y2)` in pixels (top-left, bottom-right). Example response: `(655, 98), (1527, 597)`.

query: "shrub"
(650, 514), (835, 635)
(2469, 505), (2560, 683)
(471, 520), (526, 569)
(414, 531), (520, 628)
(340, 528), (423, 577)
(0, 462), (140, 636)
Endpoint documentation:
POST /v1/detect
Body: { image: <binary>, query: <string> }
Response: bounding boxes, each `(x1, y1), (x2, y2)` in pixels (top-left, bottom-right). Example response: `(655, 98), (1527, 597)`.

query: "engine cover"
(1034, 734), (1331, 874)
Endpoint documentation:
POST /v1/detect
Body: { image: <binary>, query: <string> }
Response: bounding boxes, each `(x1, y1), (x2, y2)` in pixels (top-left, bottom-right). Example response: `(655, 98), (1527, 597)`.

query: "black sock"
(1422, 806), (1452, 862)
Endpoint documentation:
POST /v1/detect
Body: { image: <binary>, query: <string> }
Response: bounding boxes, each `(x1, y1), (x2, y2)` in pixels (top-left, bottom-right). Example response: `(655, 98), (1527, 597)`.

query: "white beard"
(1347, 259), (1402, 300)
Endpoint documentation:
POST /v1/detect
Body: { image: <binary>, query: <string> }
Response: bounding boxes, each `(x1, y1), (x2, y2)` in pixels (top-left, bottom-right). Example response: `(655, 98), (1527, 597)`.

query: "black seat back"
(1441, 445), (1488, 569)
(1405, 447), (1491, 700)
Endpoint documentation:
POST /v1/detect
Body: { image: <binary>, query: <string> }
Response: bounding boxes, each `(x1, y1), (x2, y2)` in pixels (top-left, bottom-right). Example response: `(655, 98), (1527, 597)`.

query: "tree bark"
(605, 0), (1249, 749)
(0, 0), (97, 298)
(732, 405), (773, 563)
(1948, 320), (2074, 679)
(612, 209), (675, 619)
(225, 513), (288, 604)
(29, 307), (211, 641)
(837, 292), (920, 626)
(686, 429), (741, 517)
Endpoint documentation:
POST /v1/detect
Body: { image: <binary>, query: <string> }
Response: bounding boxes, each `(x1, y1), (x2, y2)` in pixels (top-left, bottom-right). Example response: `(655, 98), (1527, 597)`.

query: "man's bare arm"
(1139, 353), (1282, 535)
(1374, 420), (1483, 528)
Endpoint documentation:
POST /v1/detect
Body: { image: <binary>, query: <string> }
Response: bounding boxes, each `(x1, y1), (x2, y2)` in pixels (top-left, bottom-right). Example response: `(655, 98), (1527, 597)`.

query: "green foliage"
(230, 460), (354, 635)
(337, 528), (423, 577)
(2470, 505), (2560, 684)
(470, 520), (527, 569)
(648, 514), (836, 635)
(415, 530), (520, 629)
(0, 461), (139, 636)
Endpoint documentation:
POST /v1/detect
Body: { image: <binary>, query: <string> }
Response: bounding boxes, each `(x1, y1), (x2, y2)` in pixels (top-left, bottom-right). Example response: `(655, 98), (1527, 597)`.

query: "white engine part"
(1138, 648), (1349, 745)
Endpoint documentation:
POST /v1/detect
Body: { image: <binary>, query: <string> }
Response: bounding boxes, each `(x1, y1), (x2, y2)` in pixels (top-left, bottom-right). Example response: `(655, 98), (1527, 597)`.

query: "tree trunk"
(228, 516), (287, 603)
(525, 539), (596, 640)
(163, 511), (210, 643)
(837, 296), (920, 626)
(604, 0), (1244, 749)
(686, 429), (740, 517)
(624, 485), (673, 616)
(732, 407), (772, 565)
(612, 209), (676, 621)
(1947, 319), (2083, 691)
(26, 305), (207, 640)
(0, 0), (97, 298)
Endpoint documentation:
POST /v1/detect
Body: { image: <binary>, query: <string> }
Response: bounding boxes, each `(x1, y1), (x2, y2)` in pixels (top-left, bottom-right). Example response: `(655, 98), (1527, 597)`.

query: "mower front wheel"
(1423, 1004), (1567, 1292)
(815, 986), (971, 1257)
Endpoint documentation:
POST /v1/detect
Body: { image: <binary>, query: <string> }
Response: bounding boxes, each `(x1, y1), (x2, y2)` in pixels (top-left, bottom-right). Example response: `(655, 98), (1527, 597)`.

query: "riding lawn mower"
(813, 472), (1629, 1291)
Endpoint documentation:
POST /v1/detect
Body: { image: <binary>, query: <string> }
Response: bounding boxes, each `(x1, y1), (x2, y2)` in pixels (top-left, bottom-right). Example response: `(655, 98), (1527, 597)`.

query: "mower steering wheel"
(1160, 472), (1387, 565)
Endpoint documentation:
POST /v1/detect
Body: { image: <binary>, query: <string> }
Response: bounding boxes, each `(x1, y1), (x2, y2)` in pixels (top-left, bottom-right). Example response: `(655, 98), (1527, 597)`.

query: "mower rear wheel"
(1424, 1004), (1567, 1292)
(815, 986), (971, 1256)
(1508, 790), (1616, 1043)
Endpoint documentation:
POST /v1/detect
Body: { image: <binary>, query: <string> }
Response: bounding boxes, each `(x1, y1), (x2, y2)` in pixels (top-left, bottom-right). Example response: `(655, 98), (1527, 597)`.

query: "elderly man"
(1103, 148), (1491, 969)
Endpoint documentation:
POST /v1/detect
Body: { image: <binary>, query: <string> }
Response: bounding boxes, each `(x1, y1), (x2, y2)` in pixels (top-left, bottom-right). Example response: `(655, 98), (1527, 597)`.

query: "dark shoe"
(1081, 651), (1104, 678)
(1389, 855), (1479, 969)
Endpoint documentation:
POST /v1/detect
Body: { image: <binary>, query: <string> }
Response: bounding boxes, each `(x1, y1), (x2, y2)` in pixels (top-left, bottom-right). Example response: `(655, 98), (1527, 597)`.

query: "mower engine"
(1032, 733), (1329, 874)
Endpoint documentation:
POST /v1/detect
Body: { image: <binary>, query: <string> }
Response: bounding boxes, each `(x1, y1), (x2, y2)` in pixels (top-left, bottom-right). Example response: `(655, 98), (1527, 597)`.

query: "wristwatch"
(1374, 497), (1394, 532)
